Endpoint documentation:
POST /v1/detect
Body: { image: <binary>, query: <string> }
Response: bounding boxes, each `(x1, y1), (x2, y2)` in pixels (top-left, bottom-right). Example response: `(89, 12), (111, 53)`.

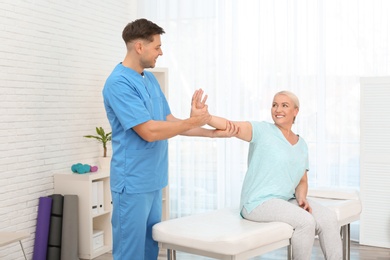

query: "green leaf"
(84, 127), (112, 156)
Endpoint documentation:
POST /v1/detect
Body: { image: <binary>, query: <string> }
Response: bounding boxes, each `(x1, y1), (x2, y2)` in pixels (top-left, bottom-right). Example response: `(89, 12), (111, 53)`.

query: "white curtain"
(137, 0), (390, 218)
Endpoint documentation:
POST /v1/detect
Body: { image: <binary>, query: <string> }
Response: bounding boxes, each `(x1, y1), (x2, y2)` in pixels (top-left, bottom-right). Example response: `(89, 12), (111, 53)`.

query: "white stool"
(308, 188), (362, 260)
(153, 207), (293, 260)
(153, 188), (362, 260)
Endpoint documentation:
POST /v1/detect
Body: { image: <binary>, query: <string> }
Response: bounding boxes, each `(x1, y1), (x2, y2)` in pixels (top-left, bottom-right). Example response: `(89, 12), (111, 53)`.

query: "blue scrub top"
(103, 63), (171, 194)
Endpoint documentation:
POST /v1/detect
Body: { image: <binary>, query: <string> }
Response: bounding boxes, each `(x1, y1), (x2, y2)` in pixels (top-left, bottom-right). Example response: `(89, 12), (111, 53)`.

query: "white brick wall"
(0, 1), (135, 259)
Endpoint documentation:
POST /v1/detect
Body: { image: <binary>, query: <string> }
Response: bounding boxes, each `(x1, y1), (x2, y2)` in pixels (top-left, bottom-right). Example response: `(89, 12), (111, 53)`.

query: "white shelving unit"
(148, 67), (170, 222)
(54, 171), (112, 259)
(149, 68), (170, 259)
(148, 67), (169, 99)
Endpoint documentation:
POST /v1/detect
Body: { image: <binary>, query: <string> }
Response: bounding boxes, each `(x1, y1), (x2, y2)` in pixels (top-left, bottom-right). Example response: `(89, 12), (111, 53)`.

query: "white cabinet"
(149, 67), (170, 259)
(360, 76), (390, 248)
(161, 187), (169, 221)
(149, 67), (170, 223)
(148, 67), (169, 99)
(149, 68), (170, 214)
(54, 171), (112, 259)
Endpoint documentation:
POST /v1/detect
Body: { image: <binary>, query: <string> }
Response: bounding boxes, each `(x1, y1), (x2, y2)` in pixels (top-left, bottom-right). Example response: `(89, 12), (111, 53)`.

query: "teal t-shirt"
(240, 121), (309, 214)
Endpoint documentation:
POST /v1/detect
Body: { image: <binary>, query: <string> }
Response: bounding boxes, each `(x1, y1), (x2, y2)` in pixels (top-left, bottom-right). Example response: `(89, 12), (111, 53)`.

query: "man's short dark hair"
(122, 18), (165, 44)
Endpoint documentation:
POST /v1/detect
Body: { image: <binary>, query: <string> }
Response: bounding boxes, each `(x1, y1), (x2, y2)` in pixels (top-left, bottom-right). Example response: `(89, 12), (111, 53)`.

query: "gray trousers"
(241, 198), (342, 260)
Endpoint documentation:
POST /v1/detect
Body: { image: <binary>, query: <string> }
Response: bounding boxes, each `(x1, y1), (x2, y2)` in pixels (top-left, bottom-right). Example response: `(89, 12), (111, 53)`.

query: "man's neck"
(122, 55), (143, 74)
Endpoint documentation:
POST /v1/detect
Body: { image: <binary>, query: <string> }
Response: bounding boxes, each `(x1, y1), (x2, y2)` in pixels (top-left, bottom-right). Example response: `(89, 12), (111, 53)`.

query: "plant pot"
(98, 157), (111, 171)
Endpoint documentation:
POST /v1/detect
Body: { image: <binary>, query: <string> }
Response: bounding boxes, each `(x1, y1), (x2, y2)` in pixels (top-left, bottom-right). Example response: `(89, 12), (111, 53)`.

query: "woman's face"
(271, 94), (299, 126)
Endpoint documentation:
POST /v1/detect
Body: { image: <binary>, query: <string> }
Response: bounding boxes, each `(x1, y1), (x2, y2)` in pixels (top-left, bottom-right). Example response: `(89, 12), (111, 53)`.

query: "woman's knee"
(293, 211), (316, 236)
(312, 212), (339, 239)
(303, 214), (316, 232)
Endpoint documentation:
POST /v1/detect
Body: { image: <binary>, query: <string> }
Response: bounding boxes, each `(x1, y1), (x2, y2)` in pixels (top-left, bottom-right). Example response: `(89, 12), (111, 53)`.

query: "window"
(137, 0), (390, 217)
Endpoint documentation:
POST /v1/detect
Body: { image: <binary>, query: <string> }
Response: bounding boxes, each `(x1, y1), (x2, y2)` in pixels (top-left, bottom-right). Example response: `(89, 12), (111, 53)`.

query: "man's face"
(140, 34), (163, 69)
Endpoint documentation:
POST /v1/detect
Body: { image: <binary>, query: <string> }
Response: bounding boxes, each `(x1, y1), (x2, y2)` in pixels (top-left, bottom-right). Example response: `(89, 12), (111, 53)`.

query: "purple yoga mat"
(33, 196), (53, 260)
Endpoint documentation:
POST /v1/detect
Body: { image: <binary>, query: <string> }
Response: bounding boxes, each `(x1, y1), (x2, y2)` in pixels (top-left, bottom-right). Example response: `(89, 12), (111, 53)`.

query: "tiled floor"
(93, 240), (390, 259)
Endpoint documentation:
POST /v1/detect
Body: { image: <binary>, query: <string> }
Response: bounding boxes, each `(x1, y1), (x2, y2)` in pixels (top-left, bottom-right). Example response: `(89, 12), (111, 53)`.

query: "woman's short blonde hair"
(274, 90), (300, 109)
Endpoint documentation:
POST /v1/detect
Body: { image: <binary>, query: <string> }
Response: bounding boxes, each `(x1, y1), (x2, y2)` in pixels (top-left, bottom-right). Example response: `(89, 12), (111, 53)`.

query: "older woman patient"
(207, 90), (342, 260)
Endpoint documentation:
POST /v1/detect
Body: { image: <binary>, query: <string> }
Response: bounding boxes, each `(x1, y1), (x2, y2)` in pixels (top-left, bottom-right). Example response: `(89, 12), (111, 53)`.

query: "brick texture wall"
(0, 1), (134, 258)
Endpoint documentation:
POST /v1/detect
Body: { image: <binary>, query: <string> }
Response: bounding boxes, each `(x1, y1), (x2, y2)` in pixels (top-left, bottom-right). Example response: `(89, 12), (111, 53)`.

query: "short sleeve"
(104, 77), (152, 132)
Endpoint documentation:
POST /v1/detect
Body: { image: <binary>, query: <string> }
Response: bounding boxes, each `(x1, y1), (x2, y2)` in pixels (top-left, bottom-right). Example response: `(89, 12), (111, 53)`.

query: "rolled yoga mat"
(47, 194), (64, 260)
(46, 247), (61, 260)
(50, 194), (64, 216)
(61, 195), (80, 260)
(33, 196), (53, 260)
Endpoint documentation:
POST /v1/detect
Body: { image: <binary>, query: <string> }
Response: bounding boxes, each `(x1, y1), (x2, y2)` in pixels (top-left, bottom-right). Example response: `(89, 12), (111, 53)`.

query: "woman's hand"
(191, 89), (208, 116)
(190, 89), (211, 126)
(296, 197), (312, 213)
(295, 171), (311, 212)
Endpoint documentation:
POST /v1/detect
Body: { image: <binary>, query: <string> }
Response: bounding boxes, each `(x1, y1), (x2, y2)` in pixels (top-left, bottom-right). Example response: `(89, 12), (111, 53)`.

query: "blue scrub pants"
(111, 189), (162, 260)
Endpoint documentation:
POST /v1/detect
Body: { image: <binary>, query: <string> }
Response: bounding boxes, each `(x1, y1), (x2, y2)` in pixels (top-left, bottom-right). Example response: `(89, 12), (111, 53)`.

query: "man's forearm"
(180, 127), (214, 137)
(133, 117), (209, 142)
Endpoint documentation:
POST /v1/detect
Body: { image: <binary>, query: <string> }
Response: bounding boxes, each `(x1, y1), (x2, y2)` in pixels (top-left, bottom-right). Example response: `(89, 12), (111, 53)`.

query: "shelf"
(54, 171), (112, 259)
(92, 210), (111, 218)
(90, 245), (111, 259)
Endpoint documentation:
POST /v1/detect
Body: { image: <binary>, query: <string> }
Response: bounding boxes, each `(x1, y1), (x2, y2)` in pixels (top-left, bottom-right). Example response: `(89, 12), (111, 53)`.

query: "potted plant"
(84, 127), (112, 170)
